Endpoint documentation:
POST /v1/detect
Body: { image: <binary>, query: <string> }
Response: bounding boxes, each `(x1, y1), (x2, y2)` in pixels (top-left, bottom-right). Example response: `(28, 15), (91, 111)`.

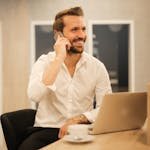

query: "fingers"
(54, 36), (68, 60)
(54, 36), (72, 60)
(56, 33), (71, 47)
(55, 36), (70, 48)
(57, 37), (70, 46)
(58, 125), (68, 139)
(58, 118), (78, 138)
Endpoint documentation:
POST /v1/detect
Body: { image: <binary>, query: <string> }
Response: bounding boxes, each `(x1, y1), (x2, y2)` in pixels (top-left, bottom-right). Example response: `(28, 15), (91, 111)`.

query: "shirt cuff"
(83, 108), (99, 123)
(46, 83), (56, 91)
(39, 72), (56, 92)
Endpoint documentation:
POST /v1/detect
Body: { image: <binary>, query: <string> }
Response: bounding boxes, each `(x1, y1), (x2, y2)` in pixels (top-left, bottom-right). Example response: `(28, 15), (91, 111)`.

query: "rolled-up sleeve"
(27, 54), (56, 103)
(83, 108), (99, 123)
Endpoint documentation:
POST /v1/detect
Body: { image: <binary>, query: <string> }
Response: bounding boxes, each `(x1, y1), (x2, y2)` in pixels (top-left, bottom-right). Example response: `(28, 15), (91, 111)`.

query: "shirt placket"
(62, 63), (74, 118)
(63, 59), (85, 118)
(67, 79), (73, 118)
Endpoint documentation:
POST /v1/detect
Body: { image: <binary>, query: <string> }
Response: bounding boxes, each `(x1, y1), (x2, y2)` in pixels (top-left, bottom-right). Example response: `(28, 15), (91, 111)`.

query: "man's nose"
(77, 30), (86, 38)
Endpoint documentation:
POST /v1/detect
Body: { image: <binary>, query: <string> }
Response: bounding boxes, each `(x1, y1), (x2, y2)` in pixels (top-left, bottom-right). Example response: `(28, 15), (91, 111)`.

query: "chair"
(0, 109), (36, 150)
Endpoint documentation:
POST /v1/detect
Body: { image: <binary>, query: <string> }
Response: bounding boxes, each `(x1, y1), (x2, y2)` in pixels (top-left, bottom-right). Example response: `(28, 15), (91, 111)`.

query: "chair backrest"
(0, 109), (36, 150)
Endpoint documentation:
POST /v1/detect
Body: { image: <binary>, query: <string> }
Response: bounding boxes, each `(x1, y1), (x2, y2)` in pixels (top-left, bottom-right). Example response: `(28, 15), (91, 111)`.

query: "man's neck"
(64, 53), (82, 68)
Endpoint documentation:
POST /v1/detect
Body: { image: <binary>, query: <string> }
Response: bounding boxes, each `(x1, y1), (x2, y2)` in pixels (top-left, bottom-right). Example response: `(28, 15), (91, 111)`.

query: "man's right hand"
(53, 33), (71, 61)
(42, 34), (71, 86)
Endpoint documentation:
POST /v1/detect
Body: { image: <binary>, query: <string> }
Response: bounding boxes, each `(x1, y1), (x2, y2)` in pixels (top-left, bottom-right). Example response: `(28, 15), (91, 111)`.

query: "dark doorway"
(92, 24), (129, 92)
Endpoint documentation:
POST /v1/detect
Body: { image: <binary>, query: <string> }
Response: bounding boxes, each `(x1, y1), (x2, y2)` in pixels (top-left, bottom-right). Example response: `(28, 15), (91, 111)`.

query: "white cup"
(68, 124), (89, 139)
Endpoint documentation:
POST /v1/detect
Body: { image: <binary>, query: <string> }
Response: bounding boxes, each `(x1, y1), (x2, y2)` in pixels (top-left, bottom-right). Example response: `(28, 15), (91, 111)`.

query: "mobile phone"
(54, 31), (64, 41)
(54, 32), (78, 54)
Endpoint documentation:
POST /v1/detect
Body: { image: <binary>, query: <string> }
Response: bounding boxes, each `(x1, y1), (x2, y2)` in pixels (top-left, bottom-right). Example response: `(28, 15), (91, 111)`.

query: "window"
(30, 21), (54, 67)
(88, 20), (135, 92)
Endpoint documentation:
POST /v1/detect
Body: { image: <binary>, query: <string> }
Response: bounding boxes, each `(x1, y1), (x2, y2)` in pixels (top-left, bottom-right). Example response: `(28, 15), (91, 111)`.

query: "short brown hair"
(53, 7), (84, 32)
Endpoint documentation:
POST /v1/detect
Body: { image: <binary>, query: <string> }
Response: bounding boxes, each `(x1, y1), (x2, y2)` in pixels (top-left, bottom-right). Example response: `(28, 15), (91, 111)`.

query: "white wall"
(0, 22), (2, 114)
(0, 0), (30, 113)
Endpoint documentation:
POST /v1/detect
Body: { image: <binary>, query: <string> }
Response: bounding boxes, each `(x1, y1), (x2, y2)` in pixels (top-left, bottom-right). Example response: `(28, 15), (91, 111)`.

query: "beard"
(69, 47), (83, 54)
(68, 37), (86, 54)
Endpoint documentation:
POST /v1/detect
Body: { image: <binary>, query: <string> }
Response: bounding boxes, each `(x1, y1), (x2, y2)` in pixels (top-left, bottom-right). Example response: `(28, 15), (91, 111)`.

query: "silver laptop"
(90, 92), (147, 135)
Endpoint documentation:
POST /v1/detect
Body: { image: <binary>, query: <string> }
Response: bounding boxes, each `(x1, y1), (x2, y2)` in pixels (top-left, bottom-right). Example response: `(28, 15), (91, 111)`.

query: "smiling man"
(21, 7), (112, 150)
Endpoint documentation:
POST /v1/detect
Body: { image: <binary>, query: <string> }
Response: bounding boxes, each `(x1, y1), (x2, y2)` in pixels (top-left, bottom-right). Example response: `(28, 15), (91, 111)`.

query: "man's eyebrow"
(71, 27), (79, 30)
(71, 26), (86, 30)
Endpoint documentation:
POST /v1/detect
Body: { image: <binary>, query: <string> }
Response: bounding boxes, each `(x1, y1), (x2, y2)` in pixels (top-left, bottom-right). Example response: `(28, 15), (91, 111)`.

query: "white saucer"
(63, 135), (94, 143)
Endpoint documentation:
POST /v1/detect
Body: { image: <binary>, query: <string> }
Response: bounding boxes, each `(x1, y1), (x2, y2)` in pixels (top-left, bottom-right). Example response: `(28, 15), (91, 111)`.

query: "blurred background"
(0, 0), (150, 114)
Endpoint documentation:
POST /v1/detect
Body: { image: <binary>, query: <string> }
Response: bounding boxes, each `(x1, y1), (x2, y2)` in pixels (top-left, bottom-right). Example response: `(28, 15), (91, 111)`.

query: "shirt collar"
(78, 52), (87, 65)
(75, 52), (87, 69)
(51, 51), (87, 69)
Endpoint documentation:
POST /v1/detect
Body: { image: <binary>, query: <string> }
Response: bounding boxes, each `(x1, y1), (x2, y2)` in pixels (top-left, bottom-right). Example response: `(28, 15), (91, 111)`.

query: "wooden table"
(41, 129), (150, 150)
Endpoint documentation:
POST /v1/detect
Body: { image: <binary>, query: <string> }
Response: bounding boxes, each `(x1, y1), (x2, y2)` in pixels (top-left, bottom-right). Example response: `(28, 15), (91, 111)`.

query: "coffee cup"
(68, 124), (89, 139)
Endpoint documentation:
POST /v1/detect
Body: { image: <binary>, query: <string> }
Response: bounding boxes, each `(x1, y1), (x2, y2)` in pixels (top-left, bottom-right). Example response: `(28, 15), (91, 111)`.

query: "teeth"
(73, 40), (84, 47)
(75, 41), (84, 44)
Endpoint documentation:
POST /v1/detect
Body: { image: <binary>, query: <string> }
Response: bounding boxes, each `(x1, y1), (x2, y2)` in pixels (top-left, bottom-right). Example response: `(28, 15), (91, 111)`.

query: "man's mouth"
(72, 38), (85, 47)
(74, 40), (84, 47)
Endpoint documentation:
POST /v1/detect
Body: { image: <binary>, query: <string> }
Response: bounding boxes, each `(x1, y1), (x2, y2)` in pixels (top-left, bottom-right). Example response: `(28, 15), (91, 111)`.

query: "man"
(20, 7), (112, 150)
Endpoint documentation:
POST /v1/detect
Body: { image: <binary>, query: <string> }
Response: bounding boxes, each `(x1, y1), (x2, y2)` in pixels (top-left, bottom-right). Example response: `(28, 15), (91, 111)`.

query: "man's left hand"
(58, 114), (90, 138)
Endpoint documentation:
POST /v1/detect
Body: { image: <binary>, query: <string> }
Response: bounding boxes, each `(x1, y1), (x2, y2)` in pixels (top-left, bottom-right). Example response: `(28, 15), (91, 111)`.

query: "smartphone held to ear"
(54, 32), (78, 54)
(54, 31), (64, 41)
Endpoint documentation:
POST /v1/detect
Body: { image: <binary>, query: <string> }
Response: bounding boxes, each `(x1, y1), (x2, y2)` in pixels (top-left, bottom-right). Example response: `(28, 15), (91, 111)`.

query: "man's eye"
(83, 28), (86, 31)
(72, 28), (78, 32)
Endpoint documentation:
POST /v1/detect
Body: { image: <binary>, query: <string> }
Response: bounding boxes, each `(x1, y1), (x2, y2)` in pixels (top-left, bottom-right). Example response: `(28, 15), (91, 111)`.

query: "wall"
(0, 22), (2, 114)
(0, 0), (30, 113)
(0, 0), (150, 112)
(29, 0), (150, 92)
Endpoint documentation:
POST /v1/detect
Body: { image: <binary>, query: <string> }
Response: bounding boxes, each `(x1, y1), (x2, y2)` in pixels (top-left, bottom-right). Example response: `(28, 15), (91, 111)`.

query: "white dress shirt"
(28, 51), (112, 128)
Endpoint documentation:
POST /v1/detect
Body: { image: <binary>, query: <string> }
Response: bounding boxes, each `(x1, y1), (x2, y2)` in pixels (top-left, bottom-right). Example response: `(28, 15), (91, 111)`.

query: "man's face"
(62, 16), (87, 53)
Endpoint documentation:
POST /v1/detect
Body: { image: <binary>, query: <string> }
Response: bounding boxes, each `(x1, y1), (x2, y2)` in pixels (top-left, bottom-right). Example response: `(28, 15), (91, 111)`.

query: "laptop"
(90, 92), (147, 135)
